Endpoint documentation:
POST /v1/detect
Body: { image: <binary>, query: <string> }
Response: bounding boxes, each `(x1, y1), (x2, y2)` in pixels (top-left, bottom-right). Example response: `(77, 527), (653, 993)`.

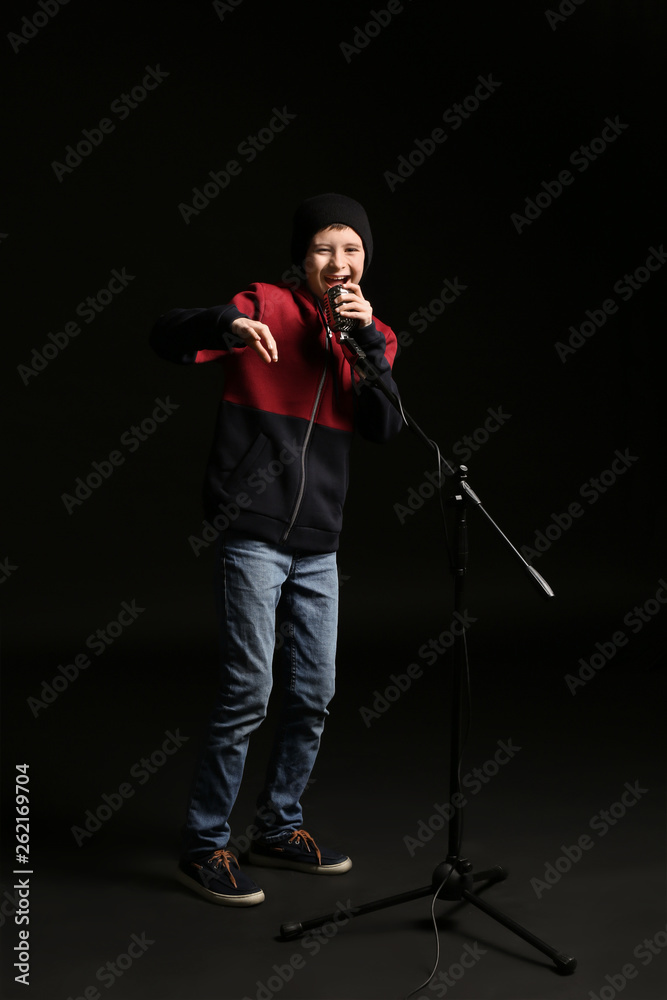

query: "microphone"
(323, 284), (359, 336)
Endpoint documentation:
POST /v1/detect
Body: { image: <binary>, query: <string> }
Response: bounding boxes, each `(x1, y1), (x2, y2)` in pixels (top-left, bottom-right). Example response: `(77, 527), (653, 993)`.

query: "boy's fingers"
(259, 327), (279, 361)
(249, 335), (272, 363)
(235, 319), (278, 363)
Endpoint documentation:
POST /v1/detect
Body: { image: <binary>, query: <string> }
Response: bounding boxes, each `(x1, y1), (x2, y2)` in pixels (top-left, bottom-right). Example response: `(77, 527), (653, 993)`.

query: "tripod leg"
(471, 865), (507, 885)
(461, 888), (576, 973)
(280, 884), (434, 941)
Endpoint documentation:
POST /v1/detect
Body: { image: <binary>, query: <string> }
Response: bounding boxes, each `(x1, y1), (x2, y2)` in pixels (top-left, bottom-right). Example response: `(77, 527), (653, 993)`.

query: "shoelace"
(287, 829), (322, 865)
(205, 849), (240, 888)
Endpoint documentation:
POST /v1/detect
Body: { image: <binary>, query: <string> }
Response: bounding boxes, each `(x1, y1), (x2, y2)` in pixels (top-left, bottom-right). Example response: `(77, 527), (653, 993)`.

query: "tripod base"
(280, 858), (576, 975)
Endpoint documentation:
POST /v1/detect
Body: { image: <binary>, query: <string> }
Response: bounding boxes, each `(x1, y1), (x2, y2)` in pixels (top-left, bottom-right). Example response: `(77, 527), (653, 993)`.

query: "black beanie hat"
(290, 193), (373, 274)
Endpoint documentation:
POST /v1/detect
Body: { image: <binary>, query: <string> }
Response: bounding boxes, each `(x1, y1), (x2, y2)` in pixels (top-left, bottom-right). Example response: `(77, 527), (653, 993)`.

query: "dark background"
(2, 1), (665, 998)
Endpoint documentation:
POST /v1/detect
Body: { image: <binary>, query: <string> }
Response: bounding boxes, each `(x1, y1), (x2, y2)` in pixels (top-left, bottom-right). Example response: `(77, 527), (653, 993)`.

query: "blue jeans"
(182, 531), (339, 861)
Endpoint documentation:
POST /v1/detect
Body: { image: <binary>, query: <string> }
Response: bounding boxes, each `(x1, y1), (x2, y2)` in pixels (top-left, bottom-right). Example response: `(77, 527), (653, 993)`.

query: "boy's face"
(303, 226), (365, 299)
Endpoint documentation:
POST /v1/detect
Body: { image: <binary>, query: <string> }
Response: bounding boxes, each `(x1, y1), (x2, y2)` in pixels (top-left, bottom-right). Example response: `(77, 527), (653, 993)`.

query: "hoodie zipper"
(281, 328), (332, 544)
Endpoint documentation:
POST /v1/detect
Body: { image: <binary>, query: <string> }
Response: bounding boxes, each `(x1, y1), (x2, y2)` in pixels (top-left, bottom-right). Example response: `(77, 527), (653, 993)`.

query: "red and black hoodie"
(150, 281), (402, 553)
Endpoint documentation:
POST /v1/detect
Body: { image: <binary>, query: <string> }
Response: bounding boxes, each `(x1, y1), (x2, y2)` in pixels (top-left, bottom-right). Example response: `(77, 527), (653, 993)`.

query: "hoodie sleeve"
(149, 283), (272, 364)
(149, 303), (251, 364)
(347, 320), (404, 443)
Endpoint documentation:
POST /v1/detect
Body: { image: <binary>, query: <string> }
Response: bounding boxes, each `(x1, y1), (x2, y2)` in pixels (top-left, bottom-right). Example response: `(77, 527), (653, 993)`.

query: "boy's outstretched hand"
(230, 317), (278, 363)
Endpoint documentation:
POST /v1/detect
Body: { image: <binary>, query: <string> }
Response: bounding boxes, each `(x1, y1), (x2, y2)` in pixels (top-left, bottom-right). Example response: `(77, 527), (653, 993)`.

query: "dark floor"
(2, 590), (665, 1000)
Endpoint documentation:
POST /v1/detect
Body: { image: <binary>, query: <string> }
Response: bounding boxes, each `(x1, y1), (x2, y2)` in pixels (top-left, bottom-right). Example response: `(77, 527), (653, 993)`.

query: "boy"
(151, 193), (402, 905)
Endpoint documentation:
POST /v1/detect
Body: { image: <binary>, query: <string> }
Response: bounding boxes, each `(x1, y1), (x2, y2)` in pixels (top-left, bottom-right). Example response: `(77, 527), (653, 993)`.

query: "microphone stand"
(279, 335), (576, 976)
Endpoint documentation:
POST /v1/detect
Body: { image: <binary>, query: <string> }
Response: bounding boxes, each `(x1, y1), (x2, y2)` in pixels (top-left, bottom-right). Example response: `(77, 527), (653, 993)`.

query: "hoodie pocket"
(221, 432), (272, 495)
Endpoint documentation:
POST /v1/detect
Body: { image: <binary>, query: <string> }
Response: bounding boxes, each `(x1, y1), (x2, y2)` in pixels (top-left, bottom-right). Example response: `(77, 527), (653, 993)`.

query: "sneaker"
(177, 849), (265, 906)
(247, 829), (352, 874)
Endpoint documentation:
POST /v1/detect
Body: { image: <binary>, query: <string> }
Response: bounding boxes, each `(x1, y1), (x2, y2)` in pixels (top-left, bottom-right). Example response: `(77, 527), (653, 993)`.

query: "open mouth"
(324, 275), (350, 288)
